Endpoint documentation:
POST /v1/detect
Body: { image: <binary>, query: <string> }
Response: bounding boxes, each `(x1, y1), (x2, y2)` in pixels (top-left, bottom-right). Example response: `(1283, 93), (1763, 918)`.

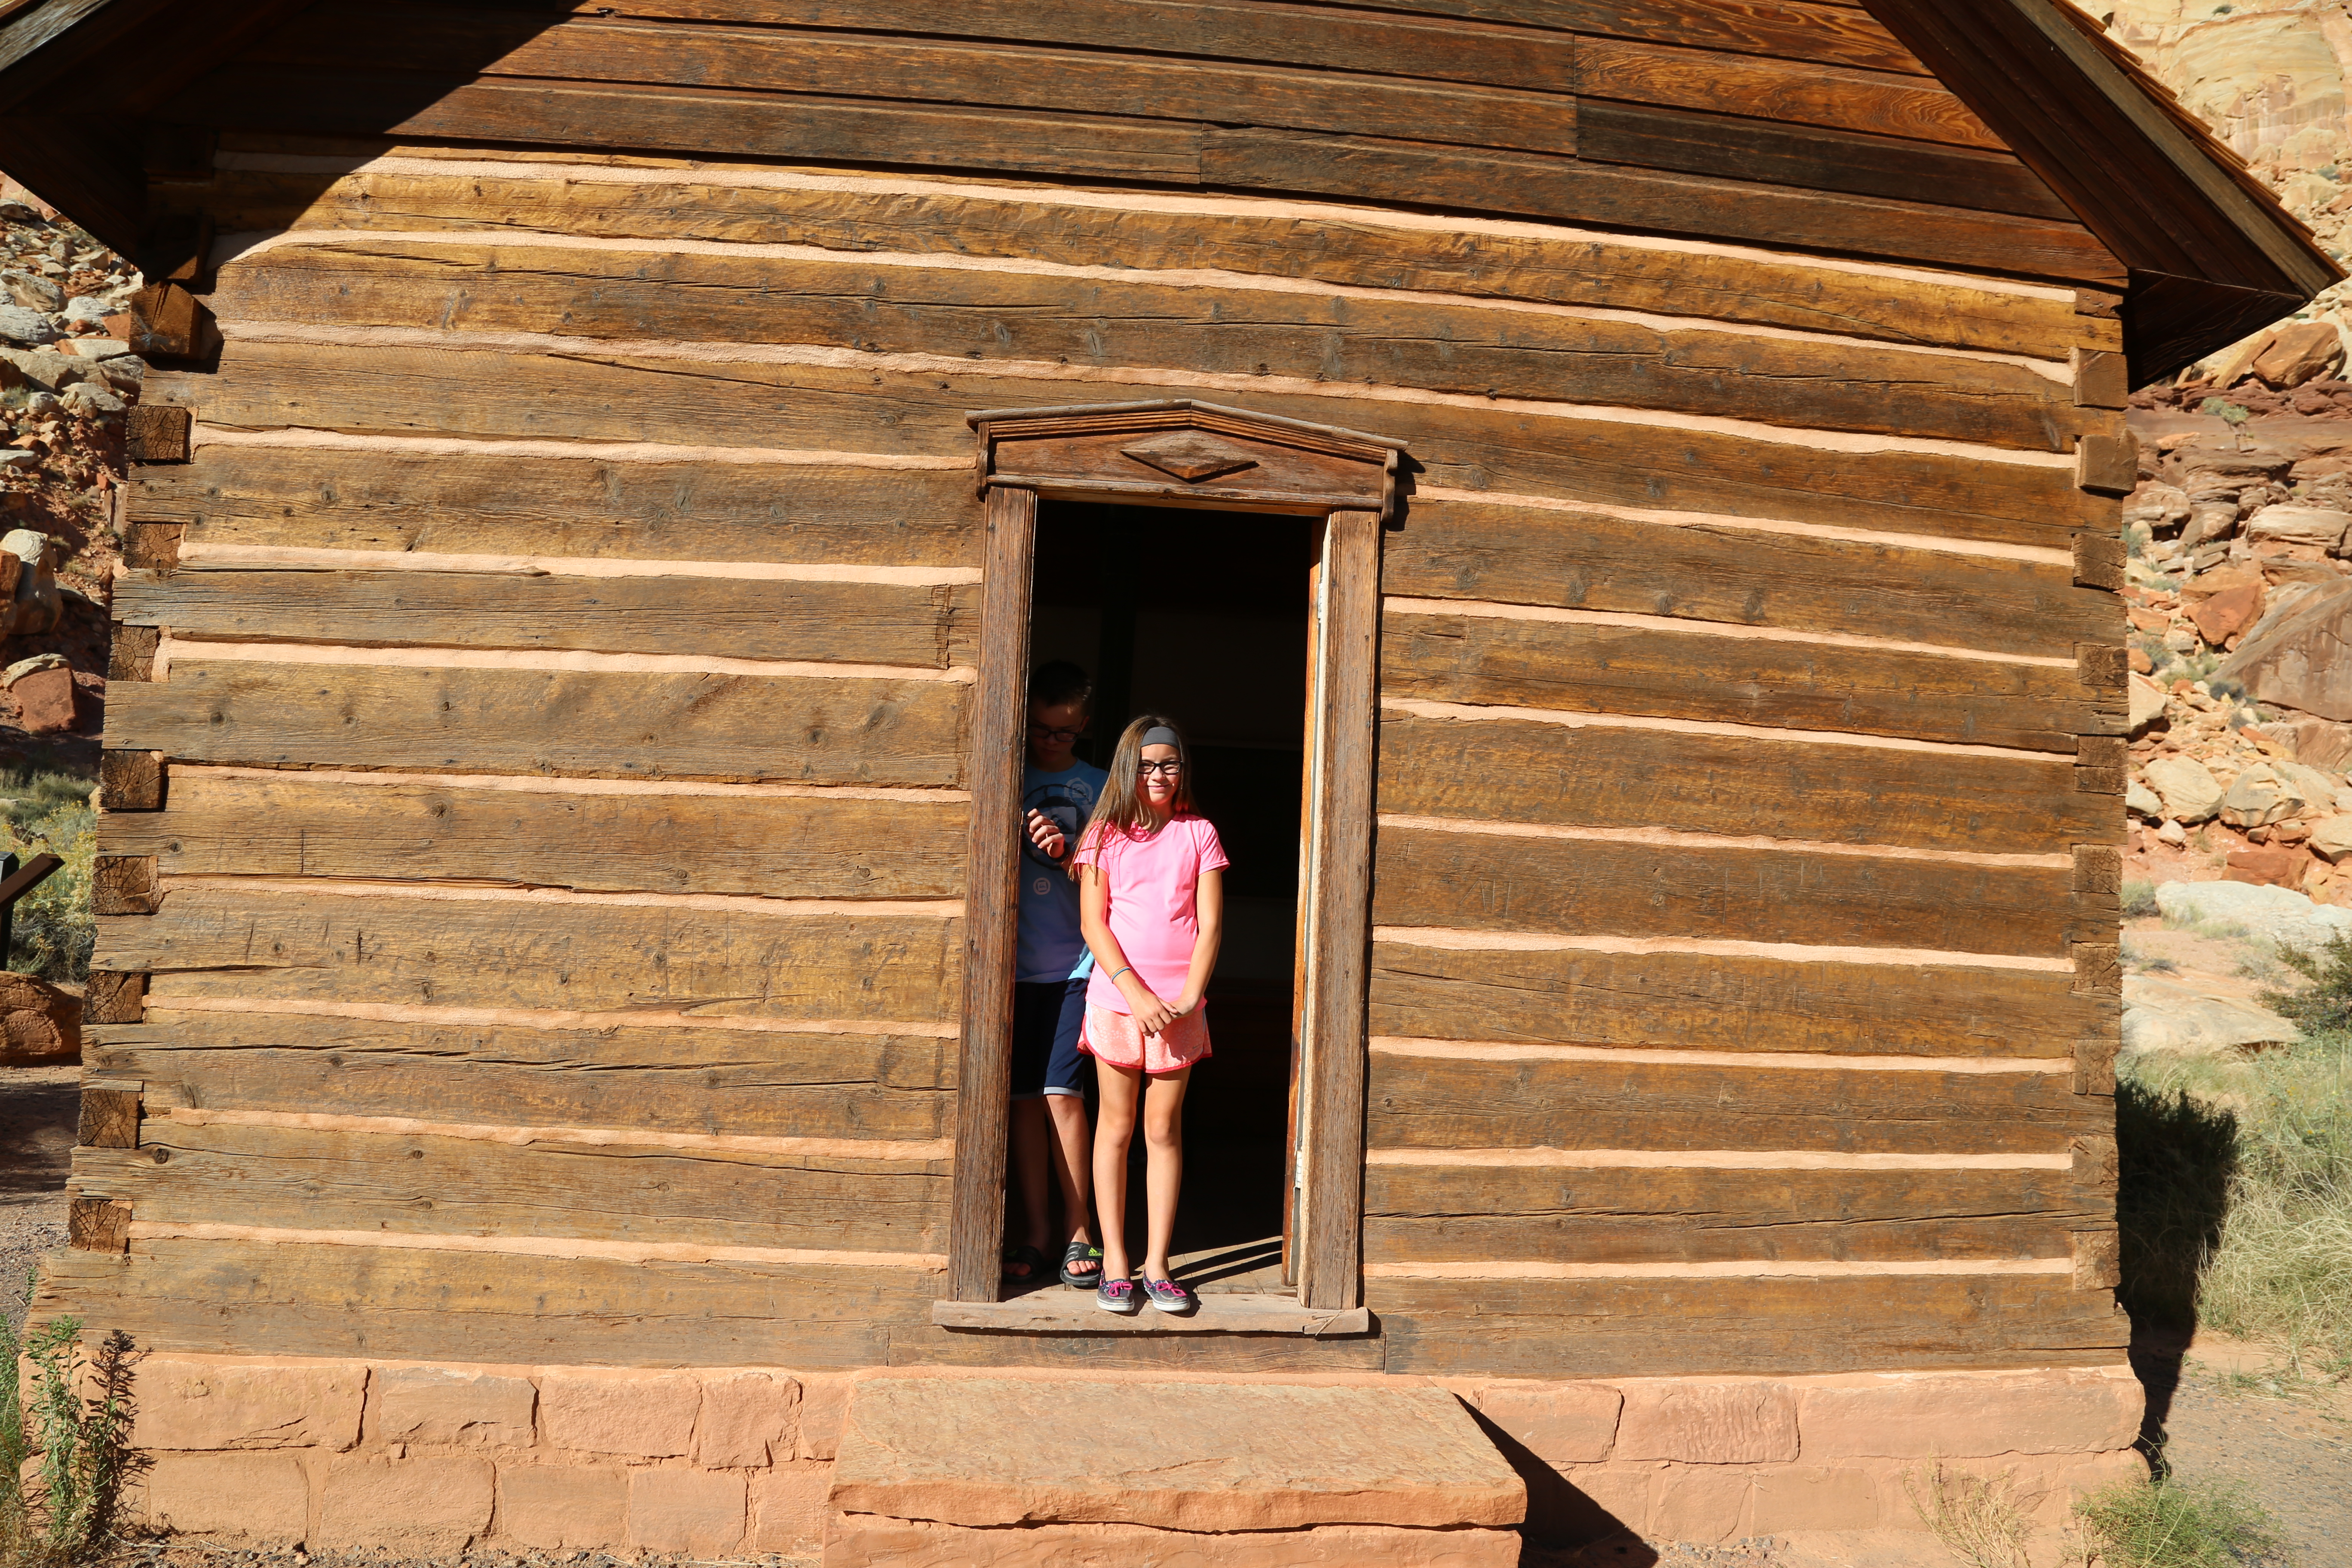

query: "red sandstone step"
(823, 1375), (1526, 1567)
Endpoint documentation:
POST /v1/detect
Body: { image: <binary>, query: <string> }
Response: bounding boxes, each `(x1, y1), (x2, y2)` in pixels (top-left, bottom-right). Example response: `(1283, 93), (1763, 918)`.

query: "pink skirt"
(1080, 1002), (1212, 1075)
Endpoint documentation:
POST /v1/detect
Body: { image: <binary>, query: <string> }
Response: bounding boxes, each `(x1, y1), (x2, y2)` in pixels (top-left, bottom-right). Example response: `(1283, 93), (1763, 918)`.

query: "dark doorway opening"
(1028, 500), (1316, 1289)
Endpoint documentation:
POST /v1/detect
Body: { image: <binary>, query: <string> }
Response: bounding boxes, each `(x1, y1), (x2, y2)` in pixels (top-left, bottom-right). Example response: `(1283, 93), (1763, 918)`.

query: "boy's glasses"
(1136, 760), (1183, 776)
(1027, 725), (1083, 742)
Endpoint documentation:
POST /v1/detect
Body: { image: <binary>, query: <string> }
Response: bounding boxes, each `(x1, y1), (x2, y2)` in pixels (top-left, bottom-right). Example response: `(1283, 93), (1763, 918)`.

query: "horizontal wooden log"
(1383, 499), (2108, 660)
(1366, 1162), (2106, 1264)
(244, 7), (1584, 156)
(36, 1238), (929, 1367)
(106, 661), (967, 786)
(1367, 941), (2104, 1059)
(1366, 1048), (2102, 1154)
(1573, 36), (1996, 147)
(1374, 1275), (2128, 1376)
(1381, 606), (2107, 752)
(97, 772), (966, 900)
(99, 888), (960, 1023)
(1199, 129), (2121, 288)
(159, 342), (2093, 551)
(1370, 824), (2093, 958)
(92, 1011), (956, 1141)
(1376, 712), (2112, 854)
(886, 1325), (1384, 1372)
(131, 447), (982, 566)
(1357, 0), (1930, 75)
(74, 1120), (949, 1253)
(116, 567), (979, 669)
(204, 240), (2093, 454)
(196, 162), (2115, 358)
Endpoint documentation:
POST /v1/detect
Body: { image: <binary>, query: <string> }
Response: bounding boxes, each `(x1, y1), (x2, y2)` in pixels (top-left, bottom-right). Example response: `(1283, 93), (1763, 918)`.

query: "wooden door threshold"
(931, 1293), (1372, 1336)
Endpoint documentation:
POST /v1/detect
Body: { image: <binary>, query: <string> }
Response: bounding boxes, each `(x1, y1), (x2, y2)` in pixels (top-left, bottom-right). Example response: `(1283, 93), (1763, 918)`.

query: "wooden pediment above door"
(966, 398), (1406, 520)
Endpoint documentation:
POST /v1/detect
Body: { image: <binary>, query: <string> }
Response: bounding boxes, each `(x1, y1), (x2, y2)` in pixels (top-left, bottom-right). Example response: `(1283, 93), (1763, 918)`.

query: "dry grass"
(1904, 1463), (2037, 1568)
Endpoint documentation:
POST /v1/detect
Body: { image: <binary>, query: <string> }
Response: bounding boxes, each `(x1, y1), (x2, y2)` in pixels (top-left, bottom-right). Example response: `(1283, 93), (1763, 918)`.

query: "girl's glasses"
(1136, 760), (1183, 776)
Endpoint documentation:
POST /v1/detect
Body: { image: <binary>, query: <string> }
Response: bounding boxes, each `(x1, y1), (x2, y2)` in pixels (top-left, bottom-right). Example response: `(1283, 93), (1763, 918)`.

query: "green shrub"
(2199, 396), (2252, 426)
(2122, 879), (2160, 919)
(0, 1273), (139, 1566)
(2073, 1477), (2288, 1568)
(0, 769), (92, 983)
(2264, 929), (2352, 1032)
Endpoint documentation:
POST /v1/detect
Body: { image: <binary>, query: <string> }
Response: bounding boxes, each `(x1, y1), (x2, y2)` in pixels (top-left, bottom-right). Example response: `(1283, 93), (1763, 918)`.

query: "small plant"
(1905, 1462), (2036, 1568)
(2198, 395), (2252, 426)
(0, 1280), (140, 1566)
(2122, 879), (2161, 919)
(0, 767), (93, 982)
(2073, 1477), (2288, 1568)
(2126, 522), (2151, 560)
(2262, 928), (2352, 1032)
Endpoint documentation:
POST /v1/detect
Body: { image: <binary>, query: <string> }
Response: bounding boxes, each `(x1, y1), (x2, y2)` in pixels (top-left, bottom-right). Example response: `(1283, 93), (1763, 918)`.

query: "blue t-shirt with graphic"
(1017, 759), (1109, 983)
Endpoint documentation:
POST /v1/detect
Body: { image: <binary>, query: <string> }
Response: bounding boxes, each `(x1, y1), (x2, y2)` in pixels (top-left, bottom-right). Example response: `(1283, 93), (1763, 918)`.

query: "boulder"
(5, 652), (76, 734)
(0, 971), (79, 1066)
(2226, 847), (2306, 887)
(0, 270), (61, 312)
(2124, 481), (2191, 533)
(2156, 879), (2352, 948)
(2244, 504), (2352, 549)
(60, 380), (122, 417)
(2176, 443), (2292, 490)
(2220, 766), (2306, 828)
(2191, 582), (2266, 645)
(2218, 577), (2352, 720)
(2157, 819), (2190, 848)
(2128, 673), (2169, 735)
(2254, 716), (2352, 770)
(0, 303), (58, 347)
(2309, 815), (2352, 863)
(2253, 321), (2346, 389)
(2122, 976), (2298, 1057)
(2127, 778), (2164, 820)
(2145, 756), (2225, 824)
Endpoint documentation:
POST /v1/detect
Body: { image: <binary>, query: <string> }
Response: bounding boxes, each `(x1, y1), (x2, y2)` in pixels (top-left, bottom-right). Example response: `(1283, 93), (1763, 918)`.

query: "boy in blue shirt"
(1005, 660), (1109, 1288)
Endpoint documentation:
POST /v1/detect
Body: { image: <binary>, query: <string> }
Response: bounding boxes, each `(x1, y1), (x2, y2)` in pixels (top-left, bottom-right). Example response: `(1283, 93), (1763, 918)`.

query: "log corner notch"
(1862, 0), (2341, 386)
(67, 1198), (132, 1253)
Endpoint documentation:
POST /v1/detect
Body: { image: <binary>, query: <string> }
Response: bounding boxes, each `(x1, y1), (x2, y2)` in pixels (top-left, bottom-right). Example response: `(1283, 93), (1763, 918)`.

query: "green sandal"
(1060, 1241), (1104, 1288)
(1001, 1243), (1048, 1283)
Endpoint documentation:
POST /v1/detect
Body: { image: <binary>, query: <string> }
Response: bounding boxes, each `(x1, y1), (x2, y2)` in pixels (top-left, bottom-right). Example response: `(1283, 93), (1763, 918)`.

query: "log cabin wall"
(51, 0), (2131, 1379)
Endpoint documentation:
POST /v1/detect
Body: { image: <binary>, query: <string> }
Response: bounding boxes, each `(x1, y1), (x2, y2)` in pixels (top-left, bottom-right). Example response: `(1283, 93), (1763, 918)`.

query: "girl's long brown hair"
(1070, 714), (1194, 877)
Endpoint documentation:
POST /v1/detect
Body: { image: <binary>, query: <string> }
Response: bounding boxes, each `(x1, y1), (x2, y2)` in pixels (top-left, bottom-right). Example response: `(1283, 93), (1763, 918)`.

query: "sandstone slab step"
(824, 1375), (1526, 1567)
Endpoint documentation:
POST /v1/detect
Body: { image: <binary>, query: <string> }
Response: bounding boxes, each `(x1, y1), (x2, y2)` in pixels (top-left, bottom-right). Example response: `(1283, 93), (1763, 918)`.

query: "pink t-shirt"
(1072, 814), (1228, 1014)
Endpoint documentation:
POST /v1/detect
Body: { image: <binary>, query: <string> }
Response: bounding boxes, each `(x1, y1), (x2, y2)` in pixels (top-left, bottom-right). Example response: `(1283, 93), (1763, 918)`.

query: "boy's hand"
(1023, 809), (1066, 861)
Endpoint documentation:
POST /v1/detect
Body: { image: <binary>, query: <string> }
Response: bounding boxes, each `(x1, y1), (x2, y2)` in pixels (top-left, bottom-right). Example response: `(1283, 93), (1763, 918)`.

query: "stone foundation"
(118, 1356), (2144, 1558)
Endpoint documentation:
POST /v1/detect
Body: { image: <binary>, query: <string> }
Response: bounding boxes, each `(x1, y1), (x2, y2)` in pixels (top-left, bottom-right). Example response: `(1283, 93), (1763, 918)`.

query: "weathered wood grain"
(74, 1120), (949, 1253)
(1375, 1275), (2129, 1376)
(106, 661), (968, 787)
(157, 342), (2094, 552)
(1385, 497), (2106, 659)
(99, 889), (960, 1023)
(92, 1011), (956, 1141)
(1381, 606), (2107, 752)
(1366, 1162), (2106, 1264)
(132, 447), (982, 567)
(1377, 713), (2113, 854)
(116, 567), (979, 669)
(205, 241), (2092, 453)
(77, 1087), (141, 1149)
(1573, 36), (1996, 146)
(196, 163), (2116, 358)
(1367, 941), (2100, 1059)
(36, 1239), (929, 1367)
(97, 772), (966, 900)
(244, 7), (1585, 157)
(1371, 824), (2091, 957)
(1356, 0), (1929, 74)
(888, 1325), (1384, 1372)
(1366, 1049), (2101, 1154)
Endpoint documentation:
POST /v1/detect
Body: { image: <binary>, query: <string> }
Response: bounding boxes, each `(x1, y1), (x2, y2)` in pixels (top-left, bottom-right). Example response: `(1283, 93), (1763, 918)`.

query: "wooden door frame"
(946, 399), (1404, 1308)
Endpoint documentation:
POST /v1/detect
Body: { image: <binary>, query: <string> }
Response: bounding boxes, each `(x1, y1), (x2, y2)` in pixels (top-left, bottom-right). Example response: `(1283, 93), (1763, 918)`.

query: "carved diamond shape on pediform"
(1119, 430), (1263, 484)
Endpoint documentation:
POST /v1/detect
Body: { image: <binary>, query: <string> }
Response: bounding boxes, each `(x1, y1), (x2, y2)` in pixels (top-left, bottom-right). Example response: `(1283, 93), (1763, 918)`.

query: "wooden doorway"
(945, 401), (1399, 1311)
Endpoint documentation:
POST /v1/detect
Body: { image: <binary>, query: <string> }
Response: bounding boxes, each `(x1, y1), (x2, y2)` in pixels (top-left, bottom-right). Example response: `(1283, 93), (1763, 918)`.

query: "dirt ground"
(2145, 1335), (2352, 1568)
(1, 1060), (74, 1332)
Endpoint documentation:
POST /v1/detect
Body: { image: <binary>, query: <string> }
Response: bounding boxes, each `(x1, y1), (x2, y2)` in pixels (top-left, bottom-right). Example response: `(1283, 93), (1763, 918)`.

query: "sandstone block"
(2309, 814), (2352, 862)
(1471, 1383), (1621, 1465)
(750, 1462), (833, 1556)
(539, 1367), (698, 1457)
(134, 1356), (365, 1452)
(1558, 1462), (1659, 1538)
(496, 1464), (629, 1551)
(630, 1467), (746, 1554)
(1798, 1369), (2142, 1460)
(1746, 1465), (1880, 1534)
(799, 1372), (851, 1459)
(1613, 1380), (1798, 1465)
(3, 657), (74, 734)
(2190, 580), (2267, 643)
(0, 971), (78, 1066)
(819, 1516), (1524, 1568)
(2245, 504), (2352, 551)
(139, 1452), (309, 1540)
(697, 1368), (798, 1468)
(1649, 1464), (1753, 1544)
(2224, 846), (2306, 888)
(317, 1455), (493, 1553)
(2144, 755), (2224, 823)
(2253, 321), (2344, 389)
(369, 1365), (536, 1448)
(832, 1377), (1525, 1532)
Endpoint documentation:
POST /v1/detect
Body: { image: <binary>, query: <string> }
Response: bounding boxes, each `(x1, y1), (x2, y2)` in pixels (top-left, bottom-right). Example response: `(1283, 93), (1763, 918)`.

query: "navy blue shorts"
(1009, 976), (1092, 1100)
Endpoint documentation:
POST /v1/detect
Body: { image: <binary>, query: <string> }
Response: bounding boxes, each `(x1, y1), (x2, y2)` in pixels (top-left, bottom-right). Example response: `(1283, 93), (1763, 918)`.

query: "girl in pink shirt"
(1069, 715), (1227, 1314)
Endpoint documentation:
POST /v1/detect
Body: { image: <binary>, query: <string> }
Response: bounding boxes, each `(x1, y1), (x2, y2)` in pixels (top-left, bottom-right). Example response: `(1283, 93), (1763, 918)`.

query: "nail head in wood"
(99, 750), (165, 811)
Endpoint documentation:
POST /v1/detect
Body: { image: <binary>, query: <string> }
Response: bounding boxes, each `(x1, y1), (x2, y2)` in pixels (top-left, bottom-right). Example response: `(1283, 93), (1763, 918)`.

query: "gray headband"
(1140, 726), (1182, 749)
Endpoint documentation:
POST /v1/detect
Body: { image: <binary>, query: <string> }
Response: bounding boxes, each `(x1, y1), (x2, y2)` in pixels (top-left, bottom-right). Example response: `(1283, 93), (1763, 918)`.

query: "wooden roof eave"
(1864, 0), (2344, 386)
